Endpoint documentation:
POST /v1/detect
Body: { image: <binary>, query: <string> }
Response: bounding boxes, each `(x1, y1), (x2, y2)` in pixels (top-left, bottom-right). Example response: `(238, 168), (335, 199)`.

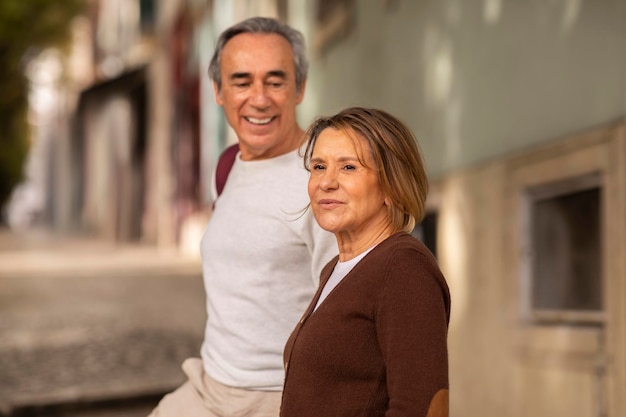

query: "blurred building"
(22, 0), (626, 416)
(59, 0), (206, 248)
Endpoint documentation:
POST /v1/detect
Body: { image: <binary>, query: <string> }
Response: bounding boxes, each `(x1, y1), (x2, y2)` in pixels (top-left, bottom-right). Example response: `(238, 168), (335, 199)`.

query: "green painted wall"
(302, 0), (626, 177)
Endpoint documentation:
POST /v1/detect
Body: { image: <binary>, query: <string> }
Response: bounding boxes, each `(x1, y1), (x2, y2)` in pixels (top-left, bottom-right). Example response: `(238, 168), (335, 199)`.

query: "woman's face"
(308, 128), (390, 239)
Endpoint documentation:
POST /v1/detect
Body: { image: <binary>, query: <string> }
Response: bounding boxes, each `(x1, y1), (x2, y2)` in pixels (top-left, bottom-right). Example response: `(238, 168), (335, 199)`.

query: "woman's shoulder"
(377, 232), (434, 259)
(376, 233), (450, 317)
(373, 233), (446, 286)
(354, 233), (435, 280)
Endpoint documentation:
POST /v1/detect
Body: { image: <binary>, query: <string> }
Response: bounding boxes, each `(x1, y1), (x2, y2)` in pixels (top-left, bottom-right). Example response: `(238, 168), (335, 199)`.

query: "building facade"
(27, 0), (626, 416)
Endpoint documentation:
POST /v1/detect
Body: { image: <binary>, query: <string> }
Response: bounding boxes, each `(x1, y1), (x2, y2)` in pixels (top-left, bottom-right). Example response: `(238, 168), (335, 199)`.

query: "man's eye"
(267, 82), (284, 88)
(234, 82), (250, 88)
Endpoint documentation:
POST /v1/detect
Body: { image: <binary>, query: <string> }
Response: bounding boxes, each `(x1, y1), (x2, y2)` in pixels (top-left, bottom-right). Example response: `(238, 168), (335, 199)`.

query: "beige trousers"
(148, 358), (282, 417)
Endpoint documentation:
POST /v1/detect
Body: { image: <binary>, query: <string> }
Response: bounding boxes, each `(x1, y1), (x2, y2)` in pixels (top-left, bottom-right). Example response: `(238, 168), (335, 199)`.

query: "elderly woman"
(280, 107), (451, 417)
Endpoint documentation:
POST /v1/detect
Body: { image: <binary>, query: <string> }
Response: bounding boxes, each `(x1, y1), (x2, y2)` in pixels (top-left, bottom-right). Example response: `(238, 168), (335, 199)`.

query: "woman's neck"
(335, 225), (396, 262)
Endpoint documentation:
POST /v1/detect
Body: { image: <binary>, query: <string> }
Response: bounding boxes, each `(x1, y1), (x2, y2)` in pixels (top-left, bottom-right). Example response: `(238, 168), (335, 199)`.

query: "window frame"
(520, 172), (605, 325)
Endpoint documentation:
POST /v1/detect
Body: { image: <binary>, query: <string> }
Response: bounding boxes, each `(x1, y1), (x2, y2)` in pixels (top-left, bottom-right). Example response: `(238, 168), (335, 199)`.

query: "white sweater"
(200, 149), (337, 391)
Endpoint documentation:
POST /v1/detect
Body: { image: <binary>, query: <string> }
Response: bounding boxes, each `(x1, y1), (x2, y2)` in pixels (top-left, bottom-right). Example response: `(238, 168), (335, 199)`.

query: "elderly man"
(149, 16), (336, 417)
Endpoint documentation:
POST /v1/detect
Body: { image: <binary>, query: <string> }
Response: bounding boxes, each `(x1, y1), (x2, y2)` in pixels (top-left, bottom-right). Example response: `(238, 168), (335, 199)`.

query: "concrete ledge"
(1, 391), (165, 417)
(0, 329), (200, 417)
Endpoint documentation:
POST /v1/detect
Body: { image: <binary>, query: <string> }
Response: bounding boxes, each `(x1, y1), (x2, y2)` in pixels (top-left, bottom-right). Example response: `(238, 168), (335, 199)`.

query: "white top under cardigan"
(313, 247), (374, 311)
(200, 149), (337, 391)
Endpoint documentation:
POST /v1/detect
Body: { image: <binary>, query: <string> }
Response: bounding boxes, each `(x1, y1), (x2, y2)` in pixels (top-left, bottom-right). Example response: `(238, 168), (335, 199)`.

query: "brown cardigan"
(281, 232), (451, 417)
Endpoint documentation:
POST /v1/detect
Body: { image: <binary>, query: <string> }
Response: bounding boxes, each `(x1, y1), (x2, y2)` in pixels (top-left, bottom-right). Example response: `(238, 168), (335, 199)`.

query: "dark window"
(314, 0), (355, 54)
(530, 186), (602, 314)
(412, 211), (438, 259)
(277, 0), (288, 21)
(317, 0), (354, 22)
(140, 0), (156, 32)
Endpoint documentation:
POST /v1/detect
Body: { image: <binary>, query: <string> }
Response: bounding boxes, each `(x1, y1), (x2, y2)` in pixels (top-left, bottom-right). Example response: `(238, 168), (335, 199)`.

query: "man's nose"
(249, 83), (270, 108)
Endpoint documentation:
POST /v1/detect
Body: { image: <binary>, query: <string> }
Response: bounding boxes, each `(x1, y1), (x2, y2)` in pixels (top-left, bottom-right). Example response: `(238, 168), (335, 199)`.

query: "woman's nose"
(319, 169), (338, 190)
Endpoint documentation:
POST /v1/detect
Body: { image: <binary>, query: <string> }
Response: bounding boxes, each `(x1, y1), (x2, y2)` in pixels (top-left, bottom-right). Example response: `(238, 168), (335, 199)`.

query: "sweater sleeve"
(376, 247), (450, 417)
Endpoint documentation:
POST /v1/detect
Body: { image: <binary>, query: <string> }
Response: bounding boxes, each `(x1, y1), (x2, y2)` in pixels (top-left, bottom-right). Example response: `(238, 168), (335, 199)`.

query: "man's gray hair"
(208, 17), (308, 93)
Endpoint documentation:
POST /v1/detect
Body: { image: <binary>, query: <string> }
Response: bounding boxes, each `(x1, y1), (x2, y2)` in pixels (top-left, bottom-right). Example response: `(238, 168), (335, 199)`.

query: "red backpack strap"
(215, 143), (240, 196)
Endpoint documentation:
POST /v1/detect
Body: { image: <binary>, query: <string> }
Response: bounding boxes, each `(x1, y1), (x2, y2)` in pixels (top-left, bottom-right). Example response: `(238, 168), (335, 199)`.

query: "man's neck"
(239, 126), (305, 161)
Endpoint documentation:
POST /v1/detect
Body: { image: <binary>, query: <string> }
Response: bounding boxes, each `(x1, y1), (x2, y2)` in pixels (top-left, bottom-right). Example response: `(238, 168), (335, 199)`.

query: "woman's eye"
(312, 164), (325, 171)
(343, 164), (356, 171)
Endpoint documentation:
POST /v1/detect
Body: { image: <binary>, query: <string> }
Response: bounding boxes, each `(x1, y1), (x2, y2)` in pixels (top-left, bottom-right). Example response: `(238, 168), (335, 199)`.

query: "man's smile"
(245, 116), (274, 125)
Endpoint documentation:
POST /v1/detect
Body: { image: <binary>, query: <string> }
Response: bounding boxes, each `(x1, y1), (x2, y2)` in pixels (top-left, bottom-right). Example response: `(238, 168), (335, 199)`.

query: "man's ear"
(213, 80), (224, 106)
(296, 80), (306, 105)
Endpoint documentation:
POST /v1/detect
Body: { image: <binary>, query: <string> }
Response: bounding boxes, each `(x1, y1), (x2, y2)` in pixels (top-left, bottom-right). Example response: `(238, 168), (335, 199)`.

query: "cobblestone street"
(0, 229), (206, 416)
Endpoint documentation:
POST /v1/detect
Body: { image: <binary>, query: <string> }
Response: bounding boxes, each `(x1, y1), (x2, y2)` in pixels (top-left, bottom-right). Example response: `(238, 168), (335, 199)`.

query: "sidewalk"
(0, 228), (202, 276)
(0, 228), (206, 416)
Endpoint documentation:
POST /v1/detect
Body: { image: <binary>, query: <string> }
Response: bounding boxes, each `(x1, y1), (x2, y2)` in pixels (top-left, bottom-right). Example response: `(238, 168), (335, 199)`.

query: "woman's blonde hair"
(302, 107), (429, 233)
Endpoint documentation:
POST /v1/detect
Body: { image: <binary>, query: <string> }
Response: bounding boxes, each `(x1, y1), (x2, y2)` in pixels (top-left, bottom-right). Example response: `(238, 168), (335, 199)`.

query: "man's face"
(214, 33), (305, 160)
